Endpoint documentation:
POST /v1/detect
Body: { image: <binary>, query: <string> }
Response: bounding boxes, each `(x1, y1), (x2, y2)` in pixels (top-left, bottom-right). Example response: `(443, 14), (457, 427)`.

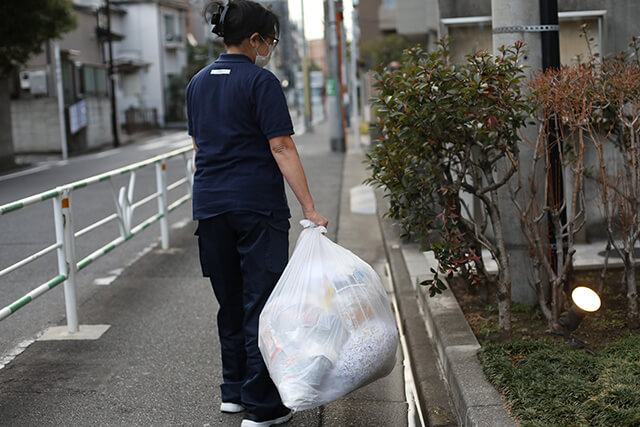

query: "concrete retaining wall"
(11, 98), (61, 153)
(11, 96), (112, 154)
(86, 97), (113, 149)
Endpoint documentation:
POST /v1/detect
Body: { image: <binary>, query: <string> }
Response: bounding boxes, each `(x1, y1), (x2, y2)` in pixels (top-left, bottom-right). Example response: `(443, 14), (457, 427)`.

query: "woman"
(186, 1), (327, 426)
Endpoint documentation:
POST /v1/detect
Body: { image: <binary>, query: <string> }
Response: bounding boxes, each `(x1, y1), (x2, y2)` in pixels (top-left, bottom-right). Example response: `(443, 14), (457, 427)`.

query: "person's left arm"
(269, 135), (327, 227)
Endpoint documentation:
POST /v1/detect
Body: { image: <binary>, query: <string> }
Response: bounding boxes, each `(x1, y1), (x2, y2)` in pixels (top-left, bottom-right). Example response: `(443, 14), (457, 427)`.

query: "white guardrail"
(0, 145), (194, 332)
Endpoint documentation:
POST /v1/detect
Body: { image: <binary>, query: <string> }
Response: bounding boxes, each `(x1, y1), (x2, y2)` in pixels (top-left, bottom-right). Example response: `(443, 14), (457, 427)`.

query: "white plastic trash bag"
(258, 220), (399, 411)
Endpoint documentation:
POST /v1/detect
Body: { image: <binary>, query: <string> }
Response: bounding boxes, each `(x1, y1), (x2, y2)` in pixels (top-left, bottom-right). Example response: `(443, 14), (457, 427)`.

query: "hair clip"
(211, 4), (229, 36)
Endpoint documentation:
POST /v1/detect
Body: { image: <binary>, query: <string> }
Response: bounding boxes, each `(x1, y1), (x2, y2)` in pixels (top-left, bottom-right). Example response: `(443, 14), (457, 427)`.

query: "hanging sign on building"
(69, 99), (88, 134)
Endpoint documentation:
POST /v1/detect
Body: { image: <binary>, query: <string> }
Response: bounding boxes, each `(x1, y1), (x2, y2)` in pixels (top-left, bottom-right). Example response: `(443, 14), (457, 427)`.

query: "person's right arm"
(269, 135), (328, 227)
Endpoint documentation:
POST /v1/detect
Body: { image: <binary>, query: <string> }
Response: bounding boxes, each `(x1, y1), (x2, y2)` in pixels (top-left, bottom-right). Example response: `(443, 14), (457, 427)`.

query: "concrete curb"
(377, 210), (459, 427)
(402, 246), (516, 427)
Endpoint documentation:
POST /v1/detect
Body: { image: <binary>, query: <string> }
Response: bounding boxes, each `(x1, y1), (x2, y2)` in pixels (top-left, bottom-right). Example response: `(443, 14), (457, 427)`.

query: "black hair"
(204, 0), (280, 46)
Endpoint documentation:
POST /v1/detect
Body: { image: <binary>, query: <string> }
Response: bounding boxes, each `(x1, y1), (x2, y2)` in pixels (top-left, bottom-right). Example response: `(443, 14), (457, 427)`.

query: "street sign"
(326, 78), (336, 97)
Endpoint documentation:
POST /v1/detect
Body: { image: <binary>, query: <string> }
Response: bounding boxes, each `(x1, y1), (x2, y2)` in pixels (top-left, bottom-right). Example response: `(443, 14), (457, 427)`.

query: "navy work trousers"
(196, 212), (290, 417)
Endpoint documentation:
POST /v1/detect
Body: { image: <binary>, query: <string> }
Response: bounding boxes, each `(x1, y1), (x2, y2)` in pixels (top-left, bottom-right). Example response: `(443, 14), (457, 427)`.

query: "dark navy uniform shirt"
(186, 54), (294, 221)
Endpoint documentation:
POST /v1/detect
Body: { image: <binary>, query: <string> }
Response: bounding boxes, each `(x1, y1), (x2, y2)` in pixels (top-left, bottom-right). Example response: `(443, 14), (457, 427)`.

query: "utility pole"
(300, 0), (313, 133)
(106, 0), (120, 147)
(336, 0), (348, 143)
(53, 42), (68, 160)
(491, 0), (543, 306)
(326, 0), (345, 152)
(351, 1), (360, 150)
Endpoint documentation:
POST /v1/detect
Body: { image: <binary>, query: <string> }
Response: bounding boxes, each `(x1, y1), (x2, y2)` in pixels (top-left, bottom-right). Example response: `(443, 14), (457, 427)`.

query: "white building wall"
(158, 4), (188, 124)
(86, 97), (113, 149)
(113, 3), (166, 126)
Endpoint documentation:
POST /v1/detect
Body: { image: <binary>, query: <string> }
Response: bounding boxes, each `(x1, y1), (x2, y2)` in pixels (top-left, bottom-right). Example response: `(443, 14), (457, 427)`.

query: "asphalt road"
(0, 121), (344, 369)
(0, 122), (415, 426)
(0, 131), (196, 362)
(0, 121), (414, 426)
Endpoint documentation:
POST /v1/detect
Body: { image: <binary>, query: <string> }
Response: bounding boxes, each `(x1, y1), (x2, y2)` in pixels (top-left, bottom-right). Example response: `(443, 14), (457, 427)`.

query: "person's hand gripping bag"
(258, 220), (399, 411)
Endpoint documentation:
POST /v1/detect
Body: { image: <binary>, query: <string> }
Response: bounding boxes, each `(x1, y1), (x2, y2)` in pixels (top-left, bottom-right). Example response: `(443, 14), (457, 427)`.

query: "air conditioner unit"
(29, 70), (48, 96)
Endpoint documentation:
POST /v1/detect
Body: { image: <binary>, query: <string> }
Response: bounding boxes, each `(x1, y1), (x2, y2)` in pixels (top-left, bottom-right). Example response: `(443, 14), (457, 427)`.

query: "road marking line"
(83, 149), (122, 160)
(0, 165), (51, 182)
(94, 276), (118, 286)
(171, 217), (191, 229)
(138, 141), (170, 151)
(125, 242), (158, 268)
(169, 141), (190, 149)
(138, 135), (188, 152)
(0, 333), (43, 371)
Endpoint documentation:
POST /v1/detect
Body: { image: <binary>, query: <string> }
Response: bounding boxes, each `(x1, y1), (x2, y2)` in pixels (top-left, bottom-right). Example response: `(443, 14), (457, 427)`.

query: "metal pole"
(327, 0), (345, 152)
(61, 189), (79, 333)
(156, 161), (170, 249)
(336, 1), (348, 144)
(351, 1), (361, 150)
(53, 192), (68, 284)
(540, 0), (560, 70)
(53, 42), (68, 160)
(540, 0), (565, 274)
(300, 0), (313, 133)
(106, 0), (120, 147)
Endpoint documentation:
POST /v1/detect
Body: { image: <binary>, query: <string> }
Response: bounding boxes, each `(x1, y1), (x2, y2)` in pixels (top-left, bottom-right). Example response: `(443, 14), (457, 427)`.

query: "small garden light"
(558, 286), (602, 332)
(554, 287), (602, 355)
(571, 286), (602, 312)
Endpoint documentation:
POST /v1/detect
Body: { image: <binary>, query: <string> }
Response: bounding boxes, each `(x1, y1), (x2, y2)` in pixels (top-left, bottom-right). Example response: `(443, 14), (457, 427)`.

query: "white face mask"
(254, 35), (274, 68)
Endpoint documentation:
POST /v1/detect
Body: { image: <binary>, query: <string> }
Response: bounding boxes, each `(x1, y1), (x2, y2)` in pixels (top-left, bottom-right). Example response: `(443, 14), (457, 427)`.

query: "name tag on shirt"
(211, 69), (231, 75)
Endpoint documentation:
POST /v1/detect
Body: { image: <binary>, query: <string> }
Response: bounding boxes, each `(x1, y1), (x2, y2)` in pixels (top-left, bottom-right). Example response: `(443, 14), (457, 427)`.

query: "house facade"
(10, 0), (113, 154)
(111, 0), (189, 128)
(359, 0), (638, 64)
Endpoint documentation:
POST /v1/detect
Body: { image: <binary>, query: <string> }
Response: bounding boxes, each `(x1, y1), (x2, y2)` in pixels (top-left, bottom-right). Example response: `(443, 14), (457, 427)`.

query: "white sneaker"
(240, 406), (292, 426)
(220, 402), (245, 413)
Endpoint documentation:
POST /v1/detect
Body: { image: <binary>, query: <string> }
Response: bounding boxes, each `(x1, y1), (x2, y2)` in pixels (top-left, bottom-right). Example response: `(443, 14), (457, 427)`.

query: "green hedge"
(479, 337), (640, 426)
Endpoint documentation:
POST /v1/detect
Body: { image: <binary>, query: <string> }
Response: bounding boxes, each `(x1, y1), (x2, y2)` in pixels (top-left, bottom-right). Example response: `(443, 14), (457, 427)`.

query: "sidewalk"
(0, 123), (417, 426)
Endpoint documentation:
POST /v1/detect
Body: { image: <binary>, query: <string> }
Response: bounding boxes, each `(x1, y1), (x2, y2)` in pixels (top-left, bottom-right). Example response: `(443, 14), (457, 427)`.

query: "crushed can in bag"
(258, 220), (399, 411)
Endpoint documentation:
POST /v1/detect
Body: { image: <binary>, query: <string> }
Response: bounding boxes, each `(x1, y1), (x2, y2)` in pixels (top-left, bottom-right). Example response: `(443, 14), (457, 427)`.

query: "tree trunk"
(0, 76), (15, 170)
(488, 191), (512, 335)
(625, 252), (640, 329)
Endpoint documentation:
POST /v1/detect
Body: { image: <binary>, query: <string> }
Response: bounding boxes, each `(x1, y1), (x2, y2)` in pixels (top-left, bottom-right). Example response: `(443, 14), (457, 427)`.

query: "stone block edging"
(405, 247), (517, 427)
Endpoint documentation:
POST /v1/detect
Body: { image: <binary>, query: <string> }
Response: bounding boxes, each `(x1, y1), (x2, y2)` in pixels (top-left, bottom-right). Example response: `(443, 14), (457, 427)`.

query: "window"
(95, 68), (108, 94)
(82, 65), (109, 96)
(164, 14), (182, 42)
(83, 66), (96, 93)
(62, 61), (74, 105)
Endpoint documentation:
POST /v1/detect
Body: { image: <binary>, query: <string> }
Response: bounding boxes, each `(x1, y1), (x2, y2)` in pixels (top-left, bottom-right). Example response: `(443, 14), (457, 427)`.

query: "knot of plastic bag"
(300, 219), (327, 234)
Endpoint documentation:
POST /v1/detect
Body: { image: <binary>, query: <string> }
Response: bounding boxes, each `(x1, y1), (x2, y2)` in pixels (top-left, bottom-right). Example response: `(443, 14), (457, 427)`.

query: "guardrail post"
(61, 189), (79, 333)
(156, 161), (169, 249)
(53, 190), (67, 286)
